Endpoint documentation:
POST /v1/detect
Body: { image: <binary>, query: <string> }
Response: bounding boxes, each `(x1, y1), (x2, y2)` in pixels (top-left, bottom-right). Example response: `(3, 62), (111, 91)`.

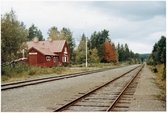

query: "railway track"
(1, 66), (123, 91)
(54, 64), (144, 112)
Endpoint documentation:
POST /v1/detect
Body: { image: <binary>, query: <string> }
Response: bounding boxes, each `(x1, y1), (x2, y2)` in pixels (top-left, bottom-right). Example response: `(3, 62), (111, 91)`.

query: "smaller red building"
(26, 39), (70, 67)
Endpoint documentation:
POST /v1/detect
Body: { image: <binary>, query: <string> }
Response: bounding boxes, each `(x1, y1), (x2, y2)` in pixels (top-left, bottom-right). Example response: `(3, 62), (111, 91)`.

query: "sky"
(1, 1), (166, 54)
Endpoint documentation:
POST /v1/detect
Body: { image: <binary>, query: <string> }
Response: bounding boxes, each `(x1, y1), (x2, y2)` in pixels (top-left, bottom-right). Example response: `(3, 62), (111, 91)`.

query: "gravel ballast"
(1, 64), (165, 112)
(1, 65), (138, 112)
(128, 65), (166, 111)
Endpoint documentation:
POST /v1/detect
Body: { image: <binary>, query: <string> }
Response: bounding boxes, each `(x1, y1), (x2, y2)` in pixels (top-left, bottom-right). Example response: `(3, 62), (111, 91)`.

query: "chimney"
(48, 37), (53, 42)
(33, 37), (39, 43)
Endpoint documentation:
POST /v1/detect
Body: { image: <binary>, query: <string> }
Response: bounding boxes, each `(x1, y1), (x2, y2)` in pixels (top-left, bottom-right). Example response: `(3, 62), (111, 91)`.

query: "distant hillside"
(139, 54), (151, 62)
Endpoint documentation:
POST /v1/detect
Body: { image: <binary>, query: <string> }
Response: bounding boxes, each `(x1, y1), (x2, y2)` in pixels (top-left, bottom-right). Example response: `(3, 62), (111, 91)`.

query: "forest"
(1, 9), (141, 65)
(148, 36), (166, 79)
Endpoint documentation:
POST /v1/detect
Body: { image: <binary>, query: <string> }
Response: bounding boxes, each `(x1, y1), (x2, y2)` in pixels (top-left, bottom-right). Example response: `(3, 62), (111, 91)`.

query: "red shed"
(26, 39), (70, 67)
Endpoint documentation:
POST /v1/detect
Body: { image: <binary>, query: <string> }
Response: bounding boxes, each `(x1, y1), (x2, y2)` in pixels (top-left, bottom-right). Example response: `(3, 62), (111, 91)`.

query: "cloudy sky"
(1, 1), (166, 54)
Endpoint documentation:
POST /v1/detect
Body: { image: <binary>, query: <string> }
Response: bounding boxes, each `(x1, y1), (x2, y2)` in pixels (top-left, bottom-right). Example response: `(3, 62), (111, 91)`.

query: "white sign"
(29, 52), (37, 55)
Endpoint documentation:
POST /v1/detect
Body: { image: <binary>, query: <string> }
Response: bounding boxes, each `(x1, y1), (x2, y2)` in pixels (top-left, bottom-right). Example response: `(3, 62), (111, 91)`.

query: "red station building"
(26, 39), (70, 67)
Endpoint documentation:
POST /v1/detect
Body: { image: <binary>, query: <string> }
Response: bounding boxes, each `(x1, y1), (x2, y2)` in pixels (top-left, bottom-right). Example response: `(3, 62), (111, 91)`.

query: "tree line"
(148, 36), (166, 79)
(2, 9), (140, 65)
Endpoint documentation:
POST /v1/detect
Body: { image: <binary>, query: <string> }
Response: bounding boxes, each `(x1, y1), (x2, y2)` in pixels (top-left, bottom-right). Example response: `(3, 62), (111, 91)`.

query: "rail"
(54, 64), (144, 112)
(2, 66), (123, 91)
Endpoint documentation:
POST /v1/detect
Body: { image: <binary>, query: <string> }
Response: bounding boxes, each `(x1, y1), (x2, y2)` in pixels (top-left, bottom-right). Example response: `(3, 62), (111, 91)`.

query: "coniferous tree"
(27, 24), (44, 41)
(47, 26), (59, 40)
(88, 48), (100, 63)
(116, 43), (138, 63)
(124, 43), (130, 61)
(89, 29), (111, 62)
(150, 36), (166, 79)
(75, 34), (86, 64)
(151, 36), (166, 65)
(58, 27), (75, 61)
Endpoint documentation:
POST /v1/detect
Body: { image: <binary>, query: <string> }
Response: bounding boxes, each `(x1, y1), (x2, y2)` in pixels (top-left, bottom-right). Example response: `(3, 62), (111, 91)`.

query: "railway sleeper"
(84, 95), (117, 99)
(65, 106), (108, 111)
(117, 101), (131, 104)
(82, 98), (115, 102)
(119, 98), (131, 101)
(128, 85), (138, 88)
(114, 105), (129, 108)
(124, 92), (136, 95)
(111, 108), (129, 111)
(83, 97), (113, 100)
(71, 104), (109, 107)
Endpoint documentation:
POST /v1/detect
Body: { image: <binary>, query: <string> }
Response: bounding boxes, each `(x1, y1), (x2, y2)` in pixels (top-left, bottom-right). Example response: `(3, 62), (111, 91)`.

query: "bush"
(162, 68), (166, 80)
(15, 63), (28, 73)
(153, 67), (158, 73)
(1, 66), (11, 77)
(2, 75), (9, 81)
(28, 67), (36, 75)
(52, 66), (66, 74)
(2, 63), (29, 76)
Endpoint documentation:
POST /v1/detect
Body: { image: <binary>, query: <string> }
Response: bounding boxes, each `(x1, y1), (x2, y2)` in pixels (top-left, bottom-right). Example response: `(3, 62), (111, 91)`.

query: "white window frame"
(64, 47), (67, 54)
(46, 56), (51, 61)
(53, 57), (56, 62)
(62, 56), (68, 62)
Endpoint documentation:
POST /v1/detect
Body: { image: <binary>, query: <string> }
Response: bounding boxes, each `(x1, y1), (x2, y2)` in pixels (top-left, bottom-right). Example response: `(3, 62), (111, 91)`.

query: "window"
(62, 56), (68, 62)
(46, 56), (51, 61)
(53, 57), (56, 62)
(64, 47), (67, 54)
(65, 47), (67, 52)
(53, 57), (59, 63)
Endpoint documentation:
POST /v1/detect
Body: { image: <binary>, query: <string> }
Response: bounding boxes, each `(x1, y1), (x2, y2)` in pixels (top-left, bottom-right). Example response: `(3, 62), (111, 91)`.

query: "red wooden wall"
(28, 42), (70, 67)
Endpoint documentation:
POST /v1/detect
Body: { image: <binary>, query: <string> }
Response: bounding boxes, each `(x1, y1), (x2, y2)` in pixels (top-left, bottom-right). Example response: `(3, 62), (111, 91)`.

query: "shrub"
(28, 66), (37, 75)
(2, 75), (9, 81)
(15, 63), (28, 73)
(162, 68), (166, 80)
(53, 66), (66, 74)
(1, 66), (10, 76)
(153, 67), (158, 73)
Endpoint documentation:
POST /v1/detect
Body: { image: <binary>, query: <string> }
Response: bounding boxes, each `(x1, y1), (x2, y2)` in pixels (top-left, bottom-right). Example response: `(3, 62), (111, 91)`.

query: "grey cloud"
(1, 1), (166, 53)
(90, 1), (166, 21)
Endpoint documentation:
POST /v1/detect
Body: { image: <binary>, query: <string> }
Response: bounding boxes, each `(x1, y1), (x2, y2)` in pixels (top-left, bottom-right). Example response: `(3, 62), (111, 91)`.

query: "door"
(53, 57), (59, 66)
(29, 53), (37, 65)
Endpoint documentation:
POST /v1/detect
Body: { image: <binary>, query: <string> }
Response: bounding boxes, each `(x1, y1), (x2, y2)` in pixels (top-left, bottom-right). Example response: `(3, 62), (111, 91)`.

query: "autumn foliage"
(101, 41), (117, 62)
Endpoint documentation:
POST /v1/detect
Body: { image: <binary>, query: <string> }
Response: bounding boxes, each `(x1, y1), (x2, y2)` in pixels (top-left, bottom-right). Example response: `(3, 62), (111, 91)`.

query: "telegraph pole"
(86, 35), (88, 67)
(86, 22), (88, 67)
(22, 49), (25, 58)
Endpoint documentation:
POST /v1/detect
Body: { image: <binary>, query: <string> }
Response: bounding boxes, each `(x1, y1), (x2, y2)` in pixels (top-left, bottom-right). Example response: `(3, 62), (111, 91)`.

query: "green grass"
(1, 63), (101, 82)
(148, 64), (166, 102)
(1, 64), (67, 82)
(71, 62), (120, 68)
(1, 62), (137, 83)
(148, 64), (165, 80)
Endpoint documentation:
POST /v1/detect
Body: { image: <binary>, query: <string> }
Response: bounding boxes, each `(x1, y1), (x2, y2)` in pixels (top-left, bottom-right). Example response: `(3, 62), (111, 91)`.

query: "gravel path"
(129, 65), (166, 111)
(1, 65), (139, 112)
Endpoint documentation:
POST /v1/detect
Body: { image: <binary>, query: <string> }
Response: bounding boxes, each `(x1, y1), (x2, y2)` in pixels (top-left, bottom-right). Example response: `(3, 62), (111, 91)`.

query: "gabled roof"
(29, 47), (56, 56)
(27, 40), (66, 55)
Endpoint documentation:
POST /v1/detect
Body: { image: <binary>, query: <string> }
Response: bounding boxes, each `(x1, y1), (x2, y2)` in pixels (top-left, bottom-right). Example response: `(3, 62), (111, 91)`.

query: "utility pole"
(86, 35), (88, 67)
(86, 22), (88, 67)
(22, 49), (25, 58)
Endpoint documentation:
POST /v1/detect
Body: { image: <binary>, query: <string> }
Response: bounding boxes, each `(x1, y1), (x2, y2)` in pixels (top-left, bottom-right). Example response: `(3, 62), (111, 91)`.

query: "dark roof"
(27, 40), (66, 55)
